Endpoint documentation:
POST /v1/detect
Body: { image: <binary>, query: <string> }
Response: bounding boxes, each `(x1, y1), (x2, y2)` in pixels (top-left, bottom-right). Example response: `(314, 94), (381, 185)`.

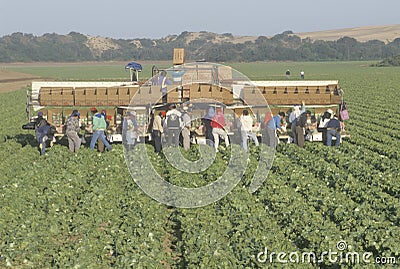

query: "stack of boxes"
(62, 88), (74, 106)
(85, 87), (97, 106)
(243, 86), (265, 105)
(200, 84), (212, 99)
(96, 87), (108, 106)
(107, 87), (119, 106)
(50, 87), (63, 106)
(140, 85), (164, 104)
(118, 87), (131, 106)
(39, 87), (76, 106)
(39, 87), (52, 106)
(211, 85), (223, 103)
(167, 87), (180, 103)
(222, 86), (233, 104)
(189, 84), (201, 99)
(74, 87), (86, 106)
(129, 86), (140, 105)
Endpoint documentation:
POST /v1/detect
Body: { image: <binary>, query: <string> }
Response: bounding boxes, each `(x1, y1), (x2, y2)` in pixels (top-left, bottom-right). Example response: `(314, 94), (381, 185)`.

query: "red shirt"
(211, 112), (226, 129)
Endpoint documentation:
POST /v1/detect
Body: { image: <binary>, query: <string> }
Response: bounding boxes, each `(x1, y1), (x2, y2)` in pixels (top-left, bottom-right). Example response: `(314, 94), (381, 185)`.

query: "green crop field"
(0, 62), (399, 268)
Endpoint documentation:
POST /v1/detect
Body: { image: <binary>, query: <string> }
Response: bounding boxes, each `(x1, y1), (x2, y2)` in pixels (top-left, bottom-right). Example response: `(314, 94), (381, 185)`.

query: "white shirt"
(239, 115), (254, 132)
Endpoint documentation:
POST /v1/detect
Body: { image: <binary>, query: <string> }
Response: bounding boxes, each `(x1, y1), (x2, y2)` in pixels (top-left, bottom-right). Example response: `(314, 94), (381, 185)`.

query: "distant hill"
(293, 24), (400, 44)
(0, 25), (400, 62)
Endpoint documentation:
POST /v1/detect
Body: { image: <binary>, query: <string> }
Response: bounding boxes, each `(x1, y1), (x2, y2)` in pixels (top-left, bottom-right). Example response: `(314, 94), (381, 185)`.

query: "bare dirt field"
(0, 69), (41, 93)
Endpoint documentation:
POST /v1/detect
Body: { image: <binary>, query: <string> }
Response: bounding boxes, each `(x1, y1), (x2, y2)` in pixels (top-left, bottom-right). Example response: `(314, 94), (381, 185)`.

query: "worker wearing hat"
(35, 111), (48, 143)
(90, 108), (112, 152)
(65, 110), (81, 153)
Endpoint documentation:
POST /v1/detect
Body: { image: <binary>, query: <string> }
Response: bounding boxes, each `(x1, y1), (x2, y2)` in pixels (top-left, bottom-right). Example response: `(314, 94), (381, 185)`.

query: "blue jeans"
(326, 129), (341, 146)
(241, 130), (259, 151)
(90, 130), (112, 150)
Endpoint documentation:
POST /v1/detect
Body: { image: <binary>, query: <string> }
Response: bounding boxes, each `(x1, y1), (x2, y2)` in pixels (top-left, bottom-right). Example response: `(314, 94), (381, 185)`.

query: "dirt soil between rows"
(0, 69), (41, 93)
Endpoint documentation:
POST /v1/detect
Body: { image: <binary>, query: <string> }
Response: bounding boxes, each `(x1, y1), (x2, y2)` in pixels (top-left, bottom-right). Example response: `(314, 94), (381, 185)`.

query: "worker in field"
(326, 114), (341, 146)
(318, 109), (333, 145)
(35, 111), (48, 143)
(285, 69), (291, 79)
(265, 112), (286, 149)
(202, 107), (215, 147)
(65, 111), (81, 153)
(123, 111), (139, 150)
(165, 104), (182, 147)
(288, 102), (306, 144)
(181, 106), (192, 151)
(158, 70), (172, 104)
(36, 123), (57, 156)
(305, 113), (318, 141)
(300, 71), (305, 79)
(89, 108), (112, 151)
(97, 110), (110, 153)
(238, 109), (259, 151)
(152, 112), (164, 153)
(295, 110), (312, 148)
(211, 108), (229, 152)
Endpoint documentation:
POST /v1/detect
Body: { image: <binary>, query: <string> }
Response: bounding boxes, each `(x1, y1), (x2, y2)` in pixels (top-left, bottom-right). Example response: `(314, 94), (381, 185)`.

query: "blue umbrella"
(125, 62), (142, 81)
(125, 62), (142, 71)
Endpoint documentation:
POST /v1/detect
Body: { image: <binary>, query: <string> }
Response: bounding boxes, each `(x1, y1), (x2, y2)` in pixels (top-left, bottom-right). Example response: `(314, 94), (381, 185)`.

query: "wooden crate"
(85, 87), (97, 98)
(189, 84), (201, 100)
(96, 87), (107, 96)
(243, 86), (265, 105)
(118, 87), (131, 105)
(140, 85), (163, 104)
(39, 87), (52, 106)
(62, 96), (75, 106)
(167, 88), (180, 103)
(107, 87), (119, 106)
(60, 88), (74, 106)
(200, 84), (212, 98)
(211, 85), (223, 98)
(222, 89), (233, 104)
(74, 87), (86, 105)
(128, 87), (140, 100)
(173, 48), (185, 65)
(84, 99), (98, 106)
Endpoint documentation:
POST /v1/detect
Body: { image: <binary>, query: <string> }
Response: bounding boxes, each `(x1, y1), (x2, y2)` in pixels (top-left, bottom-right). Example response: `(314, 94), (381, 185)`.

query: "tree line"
(0, 31), (399, 63)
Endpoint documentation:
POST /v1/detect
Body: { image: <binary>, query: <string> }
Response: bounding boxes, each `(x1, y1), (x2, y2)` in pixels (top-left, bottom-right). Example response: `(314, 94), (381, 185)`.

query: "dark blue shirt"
(327, 118), (341, 130)
(37, 125), (51, 143)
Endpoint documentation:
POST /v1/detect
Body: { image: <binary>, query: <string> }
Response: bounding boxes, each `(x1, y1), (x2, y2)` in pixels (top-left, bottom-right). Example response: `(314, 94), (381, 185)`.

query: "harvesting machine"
(23, 48), (347, 144)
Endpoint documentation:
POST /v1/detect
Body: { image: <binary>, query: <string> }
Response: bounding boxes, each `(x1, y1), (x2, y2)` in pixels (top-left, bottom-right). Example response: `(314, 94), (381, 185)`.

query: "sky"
(0, 0), (399, 39)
